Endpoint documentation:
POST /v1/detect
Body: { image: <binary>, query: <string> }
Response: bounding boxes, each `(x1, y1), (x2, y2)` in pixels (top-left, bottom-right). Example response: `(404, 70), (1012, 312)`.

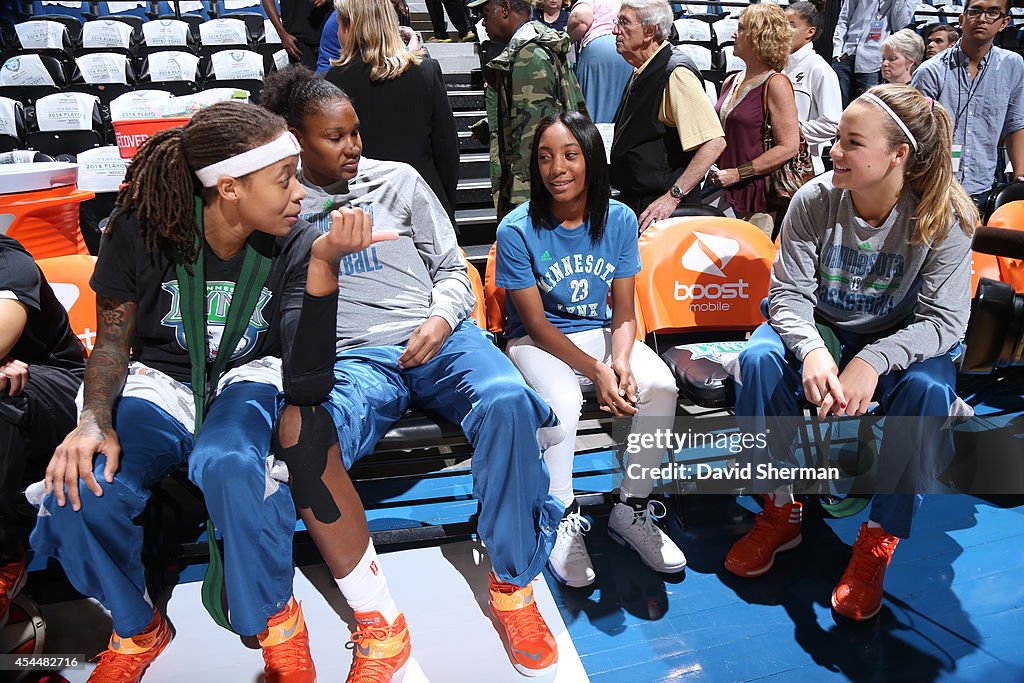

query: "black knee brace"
(272, 405), (342, 524)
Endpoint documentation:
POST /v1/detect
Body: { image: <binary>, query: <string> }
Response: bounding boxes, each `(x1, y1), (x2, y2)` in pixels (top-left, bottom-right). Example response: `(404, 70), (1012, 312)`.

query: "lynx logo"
(4, 58), (20, 72)
(675, 232), (749, 309)
(161, 281), (273, 361)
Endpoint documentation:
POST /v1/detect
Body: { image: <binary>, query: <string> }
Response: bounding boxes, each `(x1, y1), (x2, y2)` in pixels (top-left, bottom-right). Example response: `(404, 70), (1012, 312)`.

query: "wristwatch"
(669, 185), (685, 201)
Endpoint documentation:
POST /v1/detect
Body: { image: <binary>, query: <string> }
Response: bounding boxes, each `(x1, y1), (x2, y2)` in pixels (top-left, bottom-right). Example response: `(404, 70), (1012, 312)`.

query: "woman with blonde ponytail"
(723, 84), (976, 623)
(31, 100), (381, 681)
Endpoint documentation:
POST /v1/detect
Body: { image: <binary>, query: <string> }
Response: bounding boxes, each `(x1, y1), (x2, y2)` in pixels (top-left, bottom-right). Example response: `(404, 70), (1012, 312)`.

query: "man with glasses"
(833, 0), (916, 106)
(913, 0), (1024, 209)
(609, 0), (725, 231)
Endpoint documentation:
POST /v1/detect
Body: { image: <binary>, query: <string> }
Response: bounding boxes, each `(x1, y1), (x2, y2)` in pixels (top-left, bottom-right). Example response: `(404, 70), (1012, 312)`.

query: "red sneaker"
(831, 523), (899, 621)
(258, 598), (316, 683)
(0, 548), (27, 629)
(725, 499), (803, 577)
(345, 610), (410, 682)
(88, 611), (173, 682)
(488, 574), (557, 677)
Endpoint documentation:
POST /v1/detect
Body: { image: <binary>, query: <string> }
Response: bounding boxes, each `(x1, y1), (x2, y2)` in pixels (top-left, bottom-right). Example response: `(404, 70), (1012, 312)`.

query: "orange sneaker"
(831, 523), (899, 621)
(88, 611), (173, 682)
(345, 610), (411, 683)
(258, 598), (316, 683)
(488, 574), (557, 677)
(0, 548), (27, 629)
(725, 498), (803, 577)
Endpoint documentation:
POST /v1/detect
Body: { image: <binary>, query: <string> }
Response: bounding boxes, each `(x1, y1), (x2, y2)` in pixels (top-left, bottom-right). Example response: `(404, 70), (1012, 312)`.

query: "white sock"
(772, 485), (795, 507)
(335, 541), (399, 623)
(551, 487), (575, 508)
(867, 520), (883, 529)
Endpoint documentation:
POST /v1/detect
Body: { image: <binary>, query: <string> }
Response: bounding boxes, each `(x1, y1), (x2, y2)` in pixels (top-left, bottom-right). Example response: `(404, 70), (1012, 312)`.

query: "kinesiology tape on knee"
(272, 405), (342, 524)
(283, 291), (339, 405)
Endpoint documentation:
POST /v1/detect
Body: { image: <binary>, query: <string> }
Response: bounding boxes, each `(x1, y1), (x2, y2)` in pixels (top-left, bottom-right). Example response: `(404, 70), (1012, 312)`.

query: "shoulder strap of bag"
(175, 196), (275, 632)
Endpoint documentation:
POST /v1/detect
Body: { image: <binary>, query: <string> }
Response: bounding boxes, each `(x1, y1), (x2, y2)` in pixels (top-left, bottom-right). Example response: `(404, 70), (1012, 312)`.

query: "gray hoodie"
(297, 158), (474, 353)
(769, 172), (973, 375)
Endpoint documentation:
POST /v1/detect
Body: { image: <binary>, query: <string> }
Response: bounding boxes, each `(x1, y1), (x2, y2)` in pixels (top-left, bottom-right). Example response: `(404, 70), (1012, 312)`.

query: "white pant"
(507, 328), (678, 504)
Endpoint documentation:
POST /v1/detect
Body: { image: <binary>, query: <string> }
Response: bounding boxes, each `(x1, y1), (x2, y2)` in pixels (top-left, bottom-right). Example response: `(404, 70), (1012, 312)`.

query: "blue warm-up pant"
(322, 321), (565, 587)
(735, 322), (960, 538)
(30, 381), (296, 638)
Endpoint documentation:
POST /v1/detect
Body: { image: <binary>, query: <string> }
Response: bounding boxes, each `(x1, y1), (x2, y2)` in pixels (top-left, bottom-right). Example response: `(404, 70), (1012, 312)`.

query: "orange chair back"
(970, 251), (1001, 296)
(0, 186), (94, 260)
(36, 254), (98, 356)
(986, 200), (1024, 292)
(484, 242), (507, 335)
(636, 217), (776, 333)
(458, 247), (487, 330)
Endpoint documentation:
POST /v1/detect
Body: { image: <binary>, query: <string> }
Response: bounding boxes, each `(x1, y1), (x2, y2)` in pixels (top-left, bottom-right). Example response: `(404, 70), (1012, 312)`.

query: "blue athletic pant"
(321, 321), (565, 587)
(735, 322), (960, 538)
(30, 382), (296, 638)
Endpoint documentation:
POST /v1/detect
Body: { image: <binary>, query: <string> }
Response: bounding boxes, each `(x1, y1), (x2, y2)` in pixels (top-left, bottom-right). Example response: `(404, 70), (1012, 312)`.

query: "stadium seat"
(27, 90), (104, 155)
(721, 43), (745, 75)
(69, 52), (136, 104)
(140, 18), (199, 58)
(198, 17), (250, 56)
(138, 49), (202, 95)
(36, 254), (98, 354)
(202, 48), (265, 99)
(0, 95), (26, 152)
(0, 53), (68, 105)
(109, 87), (174, 120)
(11, 19), (76, 62)
(214, 11), (266, 42)
(77, 17), (136, 56)
(93, 1), (150, 25)
(710, 16), (737, 45)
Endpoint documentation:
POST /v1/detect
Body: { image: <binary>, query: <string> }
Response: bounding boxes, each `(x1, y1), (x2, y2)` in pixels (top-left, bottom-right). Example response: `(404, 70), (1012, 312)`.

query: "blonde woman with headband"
(724, 84), (977, 622)
(325, 0), (460, 224)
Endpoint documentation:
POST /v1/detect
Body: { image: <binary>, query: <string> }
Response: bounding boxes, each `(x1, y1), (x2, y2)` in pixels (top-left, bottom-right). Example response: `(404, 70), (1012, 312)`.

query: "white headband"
(194, 130), (301, 188)
(860, 93), (918, 152)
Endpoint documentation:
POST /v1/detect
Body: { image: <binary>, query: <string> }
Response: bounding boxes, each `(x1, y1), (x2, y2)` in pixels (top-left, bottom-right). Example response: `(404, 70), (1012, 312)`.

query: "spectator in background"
(426, 0), (476, 42)
(833, 0), (916, 106)
(568, 0), (632, 123)
(925, 23), (959, 59)
(913, 0), (1024, 208)
(710, 3), (800, 237)
(323, 0), (459, 224)
(535, 0), (570, 32)
(317, 0), (419, 73)
(0, 235), (84, 629)
(610, 0), (726, 231)
(264, 0), (333, 69)
(785, 0), (842, 175)
(881, 28), (925, 85)
(471, 0), (588, 219)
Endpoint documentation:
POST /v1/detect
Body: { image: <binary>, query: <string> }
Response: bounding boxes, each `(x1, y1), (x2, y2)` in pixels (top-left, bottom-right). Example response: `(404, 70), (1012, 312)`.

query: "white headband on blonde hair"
(195, 130), (301, 188)
(860, 92), (918, 152)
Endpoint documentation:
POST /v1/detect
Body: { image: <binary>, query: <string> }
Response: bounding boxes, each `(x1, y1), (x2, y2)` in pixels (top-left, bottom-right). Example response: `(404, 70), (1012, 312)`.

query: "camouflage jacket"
(478, 21), (588, 220)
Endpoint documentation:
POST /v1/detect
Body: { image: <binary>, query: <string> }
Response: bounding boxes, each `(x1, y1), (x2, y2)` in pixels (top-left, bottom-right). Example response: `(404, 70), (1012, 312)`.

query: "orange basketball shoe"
(88, 611), (173, 682)
(831, 523), (899, 621)
(258, 598), (316, 683)
(345, 610), (411, 682)
(488, 573), (557, 677)
(725, 498), (803, 577)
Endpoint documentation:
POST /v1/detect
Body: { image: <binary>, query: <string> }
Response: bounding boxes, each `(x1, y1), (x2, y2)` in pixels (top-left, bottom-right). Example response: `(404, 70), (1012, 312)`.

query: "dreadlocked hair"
(259, 64), (350, 131)
(110, 100), (287, 265)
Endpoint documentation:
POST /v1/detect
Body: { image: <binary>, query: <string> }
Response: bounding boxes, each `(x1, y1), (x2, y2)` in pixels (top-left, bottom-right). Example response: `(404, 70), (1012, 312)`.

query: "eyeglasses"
(963, 7), (1007, 19)
(612, 15), (635, 28)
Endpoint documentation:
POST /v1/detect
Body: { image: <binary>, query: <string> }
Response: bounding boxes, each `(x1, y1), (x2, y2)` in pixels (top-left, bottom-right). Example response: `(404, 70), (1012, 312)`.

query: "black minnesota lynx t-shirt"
(91, 210), (317, 383)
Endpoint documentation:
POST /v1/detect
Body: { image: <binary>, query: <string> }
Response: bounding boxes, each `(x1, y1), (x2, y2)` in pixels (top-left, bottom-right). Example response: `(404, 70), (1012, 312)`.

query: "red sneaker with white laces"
(831, 523), (899, 621)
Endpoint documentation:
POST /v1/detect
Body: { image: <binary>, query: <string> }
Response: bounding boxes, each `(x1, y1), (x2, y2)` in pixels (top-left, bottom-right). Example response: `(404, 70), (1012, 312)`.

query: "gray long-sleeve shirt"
(833, 0), (916, 74)
(769, 173), (973, 375)
(297, 158), (474, 353)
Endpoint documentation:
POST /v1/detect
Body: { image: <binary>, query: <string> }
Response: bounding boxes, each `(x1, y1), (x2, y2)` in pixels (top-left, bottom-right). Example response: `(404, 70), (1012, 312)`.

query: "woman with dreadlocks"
(30, 100), (393, 682)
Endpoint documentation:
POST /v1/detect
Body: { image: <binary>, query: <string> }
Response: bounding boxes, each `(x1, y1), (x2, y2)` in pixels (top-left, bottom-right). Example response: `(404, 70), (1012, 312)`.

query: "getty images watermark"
(623, 428), (841, 486)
